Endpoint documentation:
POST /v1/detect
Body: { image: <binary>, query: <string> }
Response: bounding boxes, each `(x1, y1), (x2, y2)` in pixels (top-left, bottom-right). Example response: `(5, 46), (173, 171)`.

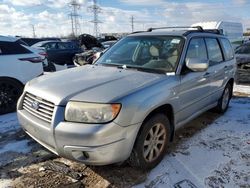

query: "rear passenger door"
(204, 38), (227, 102)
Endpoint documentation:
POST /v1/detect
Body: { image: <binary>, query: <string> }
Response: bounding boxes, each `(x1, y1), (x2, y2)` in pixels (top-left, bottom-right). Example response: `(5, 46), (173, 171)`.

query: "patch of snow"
(0, 140), (31, 154)
(0, 179), (12, 188)
(234, 84), (250, 95)
(0, 113), (20, 134)
(136, 97), (250, 188)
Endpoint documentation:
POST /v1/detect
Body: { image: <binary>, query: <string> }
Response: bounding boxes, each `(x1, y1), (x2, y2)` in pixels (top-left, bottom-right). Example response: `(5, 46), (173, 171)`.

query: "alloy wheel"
(143, 123), (167, 162)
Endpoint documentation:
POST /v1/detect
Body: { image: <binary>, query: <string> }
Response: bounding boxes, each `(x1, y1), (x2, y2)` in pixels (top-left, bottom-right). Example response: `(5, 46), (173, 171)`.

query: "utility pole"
(31, 24), (36, 38)
(131, 16), (134, 32)
(88, 0), (101, 37)
(69, 0), (81, 37)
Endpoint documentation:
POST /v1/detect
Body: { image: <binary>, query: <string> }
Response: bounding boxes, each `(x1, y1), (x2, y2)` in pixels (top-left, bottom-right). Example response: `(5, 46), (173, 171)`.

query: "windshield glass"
(96, 36), (184, 72)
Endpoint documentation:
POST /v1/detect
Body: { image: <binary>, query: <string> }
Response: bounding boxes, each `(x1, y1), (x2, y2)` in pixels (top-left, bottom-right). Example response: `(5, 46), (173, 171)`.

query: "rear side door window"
(0, 41), (31, 55)
(220, 38), (234, 61)
(205, 38), (223, 65)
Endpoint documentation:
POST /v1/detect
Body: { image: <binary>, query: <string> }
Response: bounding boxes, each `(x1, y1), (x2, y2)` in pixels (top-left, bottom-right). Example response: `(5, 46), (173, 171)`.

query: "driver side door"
(176, 37), (212, 128)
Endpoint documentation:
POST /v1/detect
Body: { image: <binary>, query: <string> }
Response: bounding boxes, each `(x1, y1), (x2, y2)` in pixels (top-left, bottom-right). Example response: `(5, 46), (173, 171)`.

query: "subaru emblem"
(31, 101), (40, 110)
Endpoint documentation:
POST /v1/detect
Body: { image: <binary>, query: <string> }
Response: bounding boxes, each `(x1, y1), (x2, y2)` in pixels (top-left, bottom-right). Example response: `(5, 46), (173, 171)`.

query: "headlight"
(65, 101), (121, 123)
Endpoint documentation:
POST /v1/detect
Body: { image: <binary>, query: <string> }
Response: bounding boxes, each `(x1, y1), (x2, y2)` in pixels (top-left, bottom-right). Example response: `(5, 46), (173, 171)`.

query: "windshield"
(96, 36), (184, 72)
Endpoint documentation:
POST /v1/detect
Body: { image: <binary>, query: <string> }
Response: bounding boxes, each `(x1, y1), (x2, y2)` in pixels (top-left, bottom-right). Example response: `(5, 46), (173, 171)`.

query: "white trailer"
(192, 21), (243, 48)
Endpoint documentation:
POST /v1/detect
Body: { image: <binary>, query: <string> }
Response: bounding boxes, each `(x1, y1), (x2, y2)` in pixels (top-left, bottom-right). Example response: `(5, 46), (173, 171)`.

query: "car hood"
(26, 65), (165, 105)
(235, 54), (250, 65)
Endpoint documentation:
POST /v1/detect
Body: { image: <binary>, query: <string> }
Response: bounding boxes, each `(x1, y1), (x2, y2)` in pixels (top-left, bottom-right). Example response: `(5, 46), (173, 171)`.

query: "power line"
(88, 0), (102, 37)
(69, 0), (81, 37)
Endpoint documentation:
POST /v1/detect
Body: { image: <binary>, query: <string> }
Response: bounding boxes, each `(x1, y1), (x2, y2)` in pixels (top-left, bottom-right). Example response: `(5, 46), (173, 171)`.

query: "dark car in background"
(20, 37), (61, 46)
(32, 41), (83, 70)
(235, 43), (250, 83)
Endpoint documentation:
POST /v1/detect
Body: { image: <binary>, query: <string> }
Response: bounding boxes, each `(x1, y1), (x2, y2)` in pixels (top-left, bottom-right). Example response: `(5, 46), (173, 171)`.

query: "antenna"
(88, 0), (102, 37)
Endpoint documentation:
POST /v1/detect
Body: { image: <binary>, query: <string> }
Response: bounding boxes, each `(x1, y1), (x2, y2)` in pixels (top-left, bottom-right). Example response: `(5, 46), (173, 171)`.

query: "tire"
(128, 113), (170, 170)
(214, 83), (232, 113)
(0, 78), (23, 115)
(44, 61), (56, 72)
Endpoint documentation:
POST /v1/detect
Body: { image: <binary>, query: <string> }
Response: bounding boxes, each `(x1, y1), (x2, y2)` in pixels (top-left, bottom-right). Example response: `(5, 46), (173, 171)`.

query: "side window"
(205, 38), (223, 65)
(186, 38), (207, 60)
(45, 42), (57, 50)
(220, 38), (234, 61)
(57, 43), (68, 50)
(0, 41), (31, 55)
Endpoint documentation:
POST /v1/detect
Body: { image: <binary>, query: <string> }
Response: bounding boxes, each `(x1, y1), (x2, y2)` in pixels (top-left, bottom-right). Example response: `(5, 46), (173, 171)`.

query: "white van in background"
(192, 21), (244, 49)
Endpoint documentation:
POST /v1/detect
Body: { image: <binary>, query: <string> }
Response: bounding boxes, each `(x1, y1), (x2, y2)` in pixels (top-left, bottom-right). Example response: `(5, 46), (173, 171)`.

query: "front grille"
(22, 92), (55, 124)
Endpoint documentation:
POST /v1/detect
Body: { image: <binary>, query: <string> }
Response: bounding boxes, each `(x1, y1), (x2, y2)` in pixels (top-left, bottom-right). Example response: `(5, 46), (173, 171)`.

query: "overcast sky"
(0, 0), (250, 37)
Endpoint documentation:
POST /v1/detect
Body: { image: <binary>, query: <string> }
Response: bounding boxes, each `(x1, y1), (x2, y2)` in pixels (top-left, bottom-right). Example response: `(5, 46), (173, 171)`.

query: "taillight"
(39, 52), (48, 57)
(19, 56), (43, 63)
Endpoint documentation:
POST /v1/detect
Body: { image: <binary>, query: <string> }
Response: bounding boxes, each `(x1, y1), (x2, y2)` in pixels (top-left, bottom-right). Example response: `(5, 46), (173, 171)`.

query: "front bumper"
(17, 106), (141, 165)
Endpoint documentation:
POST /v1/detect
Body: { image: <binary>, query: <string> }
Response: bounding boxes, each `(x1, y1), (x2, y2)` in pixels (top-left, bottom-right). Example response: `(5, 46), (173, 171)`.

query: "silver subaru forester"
(17, 27), (236, 169)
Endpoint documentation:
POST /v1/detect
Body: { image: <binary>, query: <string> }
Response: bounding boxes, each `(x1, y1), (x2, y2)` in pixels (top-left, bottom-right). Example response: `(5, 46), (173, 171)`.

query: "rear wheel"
(0, 78), (23, 115)
(214, 83), (232, 113)
(128, 114), (170, 170)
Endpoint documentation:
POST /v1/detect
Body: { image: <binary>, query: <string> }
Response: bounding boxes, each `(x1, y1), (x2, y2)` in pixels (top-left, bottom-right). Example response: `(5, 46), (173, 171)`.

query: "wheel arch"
(0, 76), (24, 87)
(139, 104), (175, 142)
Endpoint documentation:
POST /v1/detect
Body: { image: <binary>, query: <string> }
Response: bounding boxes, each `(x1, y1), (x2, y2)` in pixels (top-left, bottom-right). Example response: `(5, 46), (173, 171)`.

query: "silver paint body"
(17, 31), (236, 165)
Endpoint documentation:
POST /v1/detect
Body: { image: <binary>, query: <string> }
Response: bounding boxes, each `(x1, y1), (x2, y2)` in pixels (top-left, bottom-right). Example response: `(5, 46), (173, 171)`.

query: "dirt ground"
(0, 89), (250, 188)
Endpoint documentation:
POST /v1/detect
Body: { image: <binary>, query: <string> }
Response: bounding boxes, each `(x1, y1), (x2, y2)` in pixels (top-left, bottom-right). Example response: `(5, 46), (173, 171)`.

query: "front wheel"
(0, 79), (23, 115)
(128, 114), (170, 170)
(214, 83), (232, 113)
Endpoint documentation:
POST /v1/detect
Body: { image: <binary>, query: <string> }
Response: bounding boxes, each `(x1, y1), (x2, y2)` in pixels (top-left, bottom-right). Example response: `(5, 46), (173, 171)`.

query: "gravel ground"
(0, 85), (249, 188)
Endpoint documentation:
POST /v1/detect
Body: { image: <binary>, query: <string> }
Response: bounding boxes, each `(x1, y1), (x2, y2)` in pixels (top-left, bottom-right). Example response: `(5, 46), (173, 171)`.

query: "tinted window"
(220, 38), (234, 60)
(186, 38), (207, 60)
(57, 43), (68, 49)
(45, 42), (57, 50)
(0, 41), (31, 55)
(205, 38), (223, 64)
(235, 45), (250, 54)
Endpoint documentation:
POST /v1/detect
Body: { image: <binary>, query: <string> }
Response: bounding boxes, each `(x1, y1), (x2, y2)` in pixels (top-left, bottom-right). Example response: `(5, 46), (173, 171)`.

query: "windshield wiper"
(117, 65), (166, 74)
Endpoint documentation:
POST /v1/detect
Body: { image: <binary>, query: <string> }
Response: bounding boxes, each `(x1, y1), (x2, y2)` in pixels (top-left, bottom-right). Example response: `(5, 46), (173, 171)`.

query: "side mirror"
(186, 58), (209, 72)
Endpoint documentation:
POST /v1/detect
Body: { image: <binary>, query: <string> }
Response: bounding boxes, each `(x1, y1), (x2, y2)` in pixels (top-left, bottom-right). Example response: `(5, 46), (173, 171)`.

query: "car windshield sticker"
(171, 39), (181, 44)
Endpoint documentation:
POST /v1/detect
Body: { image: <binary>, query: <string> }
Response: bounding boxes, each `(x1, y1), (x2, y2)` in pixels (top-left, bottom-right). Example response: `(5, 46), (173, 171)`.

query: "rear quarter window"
(220, 38), (234, 61)
(0, 41), (32, 55)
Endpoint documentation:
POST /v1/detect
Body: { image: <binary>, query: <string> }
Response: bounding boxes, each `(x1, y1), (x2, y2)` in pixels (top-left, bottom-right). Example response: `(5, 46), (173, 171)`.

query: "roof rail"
(130, 31), (147, 34)
(203, 29), (224, 35)
(147, 26), (203, 32)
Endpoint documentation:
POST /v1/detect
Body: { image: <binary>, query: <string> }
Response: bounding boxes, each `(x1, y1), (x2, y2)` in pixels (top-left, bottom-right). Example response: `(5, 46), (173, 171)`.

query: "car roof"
(32, 40), (57, 47)
(0, 35), (18, 42)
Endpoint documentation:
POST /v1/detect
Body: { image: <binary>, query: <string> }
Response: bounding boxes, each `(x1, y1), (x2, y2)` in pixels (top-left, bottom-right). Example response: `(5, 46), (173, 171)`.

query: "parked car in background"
(16, 38), (50, 71)
(0, 36), (44, 114)
(101, 40), (117, 49)
(32, 41), (83, 70)
(20, 37), (61, 46)
(17, 26), (236, 169)
(235, 43), (250, 83)
(97, 35), (118, 43)
(74, 34), (105, 66)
